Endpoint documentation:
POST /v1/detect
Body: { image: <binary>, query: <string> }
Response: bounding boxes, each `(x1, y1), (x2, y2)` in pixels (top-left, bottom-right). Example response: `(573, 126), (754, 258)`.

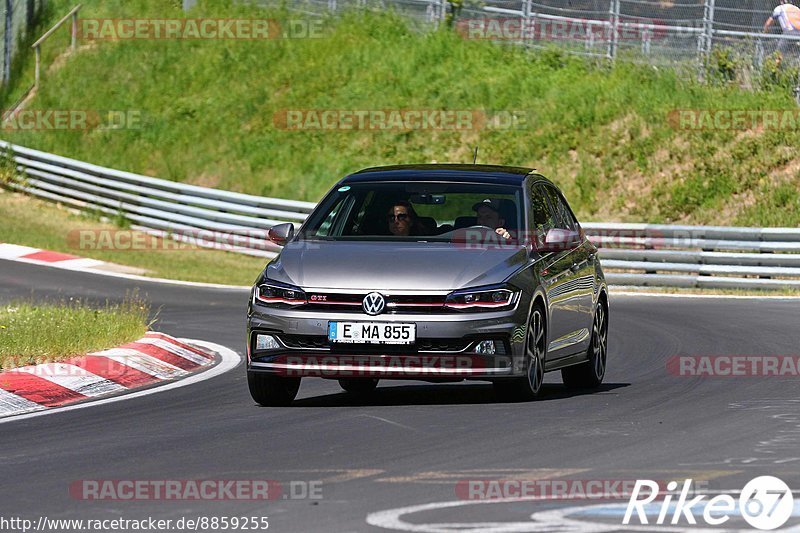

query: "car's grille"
(417, 339), (473, 352)
(280, 335), (329, 349)
(299, 292), (446, 313)
(278, 334), (473, 353)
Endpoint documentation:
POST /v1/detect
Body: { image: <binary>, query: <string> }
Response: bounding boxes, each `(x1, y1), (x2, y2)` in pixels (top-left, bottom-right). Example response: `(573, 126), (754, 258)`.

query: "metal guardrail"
(581, 223), (800, 289)
(2, 140), (799, 289)
(0, 140), (315, 258)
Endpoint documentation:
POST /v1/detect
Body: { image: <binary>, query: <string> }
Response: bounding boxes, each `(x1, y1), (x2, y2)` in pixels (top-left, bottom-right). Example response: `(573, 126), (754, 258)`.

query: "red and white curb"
(0, 242), (248, 289)
(0, 243), (145, 275)
(0, 331), (218, 419)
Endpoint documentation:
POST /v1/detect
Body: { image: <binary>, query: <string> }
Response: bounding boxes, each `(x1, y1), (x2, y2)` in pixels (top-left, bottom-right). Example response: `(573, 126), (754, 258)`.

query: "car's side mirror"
(537, 228), (581, 253)
(268, 223), (295, 246)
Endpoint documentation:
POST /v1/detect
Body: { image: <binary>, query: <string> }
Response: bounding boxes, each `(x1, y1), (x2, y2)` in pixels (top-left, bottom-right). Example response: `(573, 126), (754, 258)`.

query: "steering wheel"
(464, 225), (496, 231)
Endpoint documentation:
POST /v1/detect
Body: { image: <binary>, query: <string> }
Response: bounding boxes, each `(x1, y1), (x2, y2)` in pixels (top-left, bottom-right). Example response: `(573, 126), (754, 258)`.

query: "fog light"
(256, 334), (281, 351)
(474, 340), (497, 355)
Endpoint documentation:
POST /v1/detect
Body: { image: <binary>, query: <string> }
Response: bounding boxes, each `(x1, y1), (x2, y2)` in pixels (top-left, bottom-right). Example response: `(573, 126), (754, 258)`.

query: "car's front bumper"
(246, 303), (530, 380)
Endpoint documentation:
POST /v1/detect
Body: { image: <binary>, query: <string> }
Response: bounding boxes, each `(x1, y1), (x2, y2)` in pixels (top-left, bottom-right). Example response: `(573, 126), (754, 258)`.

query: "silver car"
(246, 165), (608, 405)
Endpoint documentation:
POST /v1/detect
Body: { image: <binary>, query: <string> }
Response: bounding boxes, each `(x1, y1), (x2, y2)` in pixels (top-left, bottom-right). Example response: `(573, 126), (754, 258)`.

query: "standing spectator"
(764, 2), (800, 59)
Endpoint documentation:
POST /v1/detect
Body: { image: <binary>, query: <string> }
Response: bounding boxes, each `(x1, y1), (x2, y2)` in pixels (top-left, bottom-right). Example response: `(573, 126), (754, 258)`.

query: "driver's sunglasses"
(387, 213), (409, 221)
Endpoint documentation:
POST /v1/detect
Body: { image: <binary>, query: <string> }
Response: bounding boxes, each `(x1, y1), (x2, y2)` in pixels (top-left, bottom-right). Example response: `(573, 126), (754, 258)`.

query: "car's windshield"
(300, 181), (524, 242)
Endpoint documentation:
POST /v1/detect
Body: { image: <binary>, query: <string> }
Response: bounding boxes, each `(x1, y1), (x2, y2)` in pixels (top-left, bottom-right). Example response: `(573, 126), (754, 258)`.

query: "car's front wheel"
(338, 378), (379, 394)
(494, 304), (546, 402)
(248, 372), (301, 406)
(562, 299), (608, 389)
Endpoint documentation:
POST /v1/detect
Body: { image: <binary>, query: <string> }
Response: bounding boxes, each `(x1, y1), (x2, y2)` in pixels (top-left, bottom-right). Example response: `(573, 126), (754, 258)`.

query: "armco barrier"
(2, 140), (799, 289)
(581, 223), (800, 289)
(0, 140), (314, 258)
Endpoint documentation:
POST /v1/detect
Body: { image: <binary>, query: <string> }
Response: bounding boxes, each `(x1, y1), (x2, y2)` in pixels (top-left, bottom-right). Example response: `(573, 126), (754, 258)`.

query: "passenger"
(387, 201), (425, 237)
(473, 198), (512, 240)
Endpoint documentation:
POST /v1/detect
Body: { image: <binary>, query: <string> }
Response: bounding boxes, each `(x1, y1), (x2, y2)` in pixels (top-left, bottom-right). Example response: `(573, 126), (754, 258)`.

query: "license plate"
(328, 322), (416, 344)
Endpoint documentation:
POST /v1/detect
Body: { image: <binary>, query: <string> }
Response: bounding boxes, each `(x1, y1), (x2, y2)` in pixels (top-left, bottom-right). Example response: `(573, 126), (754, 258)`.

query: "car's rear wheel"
(248, 372), (301, 406)
(494, 305), (546, 402)
(338, 378), (379, 394)
(562, 299), (608, 389)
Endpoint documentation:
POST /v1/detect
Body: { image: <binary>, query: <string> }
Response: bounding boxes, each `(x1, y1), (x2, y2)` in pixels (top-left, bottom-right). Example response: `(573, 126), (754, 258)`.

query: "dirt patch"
(188, 173), (222, 189)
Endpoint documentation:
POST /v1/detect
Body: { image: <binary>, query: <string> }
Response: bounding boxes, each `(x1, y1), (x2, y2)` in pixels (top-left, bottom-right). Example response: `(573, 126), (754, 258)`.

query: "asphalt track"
(1, 258), (800, 532)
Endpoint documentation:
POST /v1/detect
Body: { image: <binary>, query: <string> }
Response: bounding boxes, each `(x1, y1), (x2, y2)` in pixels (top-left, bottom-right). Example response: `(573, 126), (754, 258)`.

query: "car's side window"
(542, 185), (577, 232)
(316, 195), (353, 237)
(528, 182), (556, 243)
(345, 192), (373, 235)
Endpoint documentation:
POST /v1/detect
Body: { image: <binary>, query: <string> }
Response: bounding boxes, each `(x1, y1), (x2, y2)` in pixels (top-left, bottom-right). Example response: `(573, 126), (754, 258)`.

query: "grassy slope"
(1, 0), (799, 227)
(0, 297), (149, 368)
(0, 189), (266, 285)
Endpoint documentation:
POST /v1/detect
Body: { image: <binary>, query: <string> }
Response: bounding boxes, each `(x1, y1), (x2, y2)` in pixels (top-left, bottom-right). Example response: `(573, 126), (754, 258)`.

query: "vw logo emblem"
(362, 292), (386, 316)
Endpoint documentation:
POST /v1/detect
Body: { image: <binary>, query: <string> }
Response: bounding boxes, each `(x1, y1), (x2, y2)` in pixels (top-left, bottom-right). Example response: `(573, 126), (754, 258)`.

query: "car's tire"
(338, 378), (379, 394)
(248, 372), (301, 406)
(562, 299), (608, 389)
(494, 304), (546, 402)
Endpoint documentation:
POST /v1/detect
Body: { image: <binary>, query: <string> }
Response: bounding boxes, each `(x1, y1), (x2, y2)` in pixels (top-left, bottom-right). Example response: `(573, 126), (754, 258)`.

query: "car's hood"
(265, 240), (528, 291)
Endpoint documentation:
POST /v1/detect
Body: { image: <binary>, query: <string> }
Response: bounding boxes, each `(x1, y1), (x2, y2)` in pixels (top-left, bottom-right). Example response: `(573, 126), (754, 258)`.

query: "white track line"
(0, 340), (240, 425)
(0, 255), (250, 290)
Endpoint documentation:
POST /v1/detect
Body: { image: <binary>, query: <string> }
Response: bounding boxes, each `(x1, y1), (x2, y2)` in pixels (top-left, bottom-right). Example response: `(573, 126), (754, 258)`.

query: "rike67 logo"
(624, 476), (794, 530)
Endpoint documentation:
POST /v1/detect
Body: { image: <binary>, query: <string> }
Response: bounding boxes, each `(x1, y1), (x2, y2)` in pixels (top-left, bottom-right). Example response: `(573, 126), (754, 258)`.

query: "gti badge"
(362, 292), (386, 316)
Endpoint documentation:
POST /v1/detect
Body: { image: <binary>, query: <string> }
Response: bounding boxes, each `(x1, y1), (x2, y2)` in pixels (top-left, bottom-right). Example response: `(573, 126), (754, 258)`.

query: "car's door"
(527, 182), (575, 361)
(539, 184), (594, 359)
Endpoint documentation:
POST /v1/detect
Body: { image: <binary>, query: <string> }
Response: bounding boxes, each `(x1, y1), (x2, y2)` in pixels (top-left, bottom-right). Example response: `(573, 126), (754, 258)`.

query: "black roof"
(342, 164), (546, 186)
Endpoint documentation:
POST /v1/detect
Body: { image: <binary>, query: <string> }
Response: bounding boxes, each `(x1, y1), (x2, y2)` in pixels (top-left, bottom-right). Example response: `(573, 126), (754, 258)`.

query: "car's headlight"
(253, 281), (307, 307)
(444, 286), (520, 311)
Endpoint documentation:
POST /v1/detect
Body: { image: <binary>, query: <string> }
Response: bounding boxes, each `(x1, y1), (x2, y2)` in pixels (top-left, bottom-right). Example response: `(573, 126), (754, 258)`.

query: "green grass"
(0, 189), (267, 285)
(1, 1), (799, 227)
(0, 296), (151, 369)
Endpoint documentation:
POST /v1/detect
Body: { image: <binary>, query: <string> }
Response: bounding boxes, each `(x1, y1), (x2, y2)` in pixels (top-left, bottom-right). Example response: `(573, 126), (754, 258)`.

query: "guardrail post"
(2, 0), (11, 85)
(698, 0), (715, 77)
(607, 0), (619, 61)
(71, 10), (78, 51)
(520, 0), (530, 44)
(34, 46), (41, 88)
(428, 0), (443, 27)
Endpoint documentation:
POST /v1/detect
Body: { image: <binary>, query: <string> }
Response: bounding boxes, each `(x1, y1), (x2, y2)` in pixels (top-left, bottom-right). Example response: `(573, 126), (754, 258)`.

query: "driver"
(386, 201), (425, 236)
(473, 198), (512, 240)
